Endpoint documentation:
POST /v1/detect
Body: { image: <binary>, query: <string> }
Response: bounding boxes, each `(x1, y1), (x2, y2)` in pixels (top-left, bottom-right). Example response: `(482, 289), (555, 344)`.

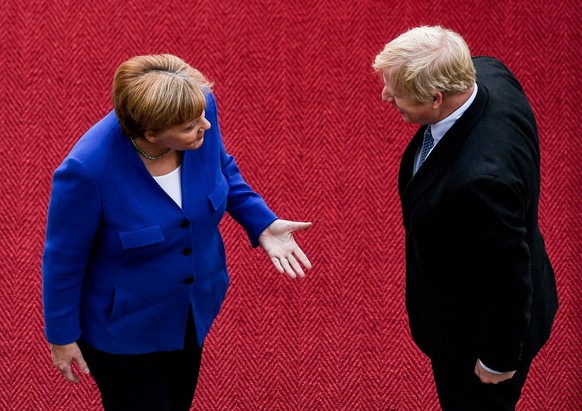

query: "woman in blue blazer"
(42, 54), (312, 411)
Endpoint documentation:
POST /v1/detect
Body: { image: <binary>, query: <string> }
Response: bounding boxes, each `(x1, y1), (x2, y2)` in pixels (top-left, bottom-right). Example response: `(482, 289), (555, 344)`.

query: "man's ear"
(432, 91), (443, 109)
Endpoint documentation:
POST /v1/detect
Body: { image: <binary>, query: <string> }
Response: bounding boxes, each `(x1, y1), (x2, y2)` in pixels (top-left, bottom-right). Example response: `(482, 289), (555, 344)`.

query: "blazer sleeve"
(205, 93), (278, 247)
(42, 157), (102, 344)
(453, 175), (531, 371)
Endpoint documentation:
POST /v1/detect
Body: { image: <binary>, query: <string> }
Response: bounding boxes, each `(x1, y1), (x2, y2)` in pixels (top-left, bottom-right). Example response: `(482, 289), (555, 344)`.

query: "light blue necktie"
(417, 125), (434, 172)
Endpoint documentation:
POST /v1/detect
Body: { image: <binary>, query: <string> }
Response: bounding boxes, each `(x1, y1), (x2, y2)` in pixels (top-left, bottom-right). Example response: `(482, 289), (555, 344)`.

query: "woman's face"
(147, 111), (211, 151)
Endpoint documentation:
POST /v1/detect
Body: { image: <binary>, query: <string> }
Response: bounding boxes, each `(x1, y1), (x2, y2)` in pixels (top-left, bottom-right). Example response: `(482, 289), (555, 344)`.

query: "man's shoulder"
(472, 56), (515, 81)
(472, 55), (504, 67)
(472, 56), (531, 118)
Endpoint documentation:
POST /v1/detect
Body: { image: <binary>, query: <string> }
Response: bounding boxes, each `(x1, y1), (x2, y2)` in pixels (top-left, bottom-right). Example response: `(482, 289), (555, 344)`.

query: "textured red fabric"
(1, 1), (580, 410)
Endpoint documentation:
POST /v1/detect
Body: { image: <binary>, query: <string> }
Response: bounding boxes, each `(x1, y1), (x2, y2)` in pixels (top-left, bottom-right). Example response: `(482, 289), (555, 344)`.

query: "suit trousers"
(431, 356), (532, 411)
(78, 309), (203, 411)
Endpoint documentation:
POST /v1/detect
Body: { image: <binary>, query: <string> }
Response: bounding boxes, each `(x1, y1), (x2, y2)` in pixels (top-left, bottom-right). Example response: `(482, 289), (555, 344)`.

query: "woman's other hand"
(51, 342), (90, 384)
(258, 219), (313, 279)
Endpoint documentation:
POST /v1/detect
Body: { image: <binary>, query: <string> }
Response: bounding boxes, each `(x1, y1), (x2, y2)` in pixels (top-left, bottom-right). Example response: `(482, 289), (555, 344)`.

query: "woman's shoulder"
(205, 92), (218, 117)
(69, 111), (122, 156)
(60, 110), (126, 173)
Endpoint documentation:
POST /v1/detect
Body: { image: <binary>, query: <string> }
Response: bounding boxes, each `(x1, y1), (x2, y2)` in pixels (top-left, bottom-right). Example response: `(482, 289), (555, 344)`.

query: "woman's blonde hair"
(112, 54), (212, 138)
(373, 26), (475, 102)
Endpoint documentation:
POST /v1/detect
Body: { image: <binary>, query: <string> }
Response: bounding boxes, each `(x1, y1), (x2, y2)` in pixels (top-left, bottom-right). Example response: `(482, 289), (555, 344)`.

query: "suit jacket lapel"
(399, 84), (490, 226)
(398, 127), (423, 198)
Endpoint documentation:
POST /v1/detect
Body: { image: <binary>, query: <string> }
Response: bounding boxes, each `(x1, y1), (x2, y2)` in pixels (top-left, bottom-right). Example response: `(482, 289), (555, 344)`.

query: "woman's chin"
(191, 137), (204, 149)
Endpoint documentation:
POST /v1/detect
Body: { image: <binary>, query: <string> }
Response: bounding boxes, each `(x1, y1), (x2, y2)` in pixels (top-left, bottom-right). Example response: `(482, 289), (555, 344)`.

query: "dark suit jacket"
(398, 57), (558, 372)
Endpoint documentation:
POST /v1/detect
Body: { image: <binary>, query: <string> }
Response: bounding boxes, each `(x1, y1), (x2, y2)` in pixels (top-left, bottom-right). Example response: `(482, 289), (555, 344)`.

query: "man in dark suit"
(373, 26), (558, 410)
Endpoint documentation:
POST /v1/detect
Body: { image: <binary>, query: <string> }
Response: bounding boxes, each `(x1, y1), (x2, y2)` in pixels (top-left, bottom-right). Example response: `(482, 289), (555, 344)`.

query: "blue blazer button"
(182, 247), (193, 256)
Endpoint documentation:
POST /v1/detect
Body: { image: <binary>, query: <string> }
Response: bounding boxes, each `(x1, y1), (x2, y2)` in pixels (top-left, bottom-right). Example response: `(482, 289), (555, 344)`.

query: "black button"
(183, 276), (194, 285)
(180, 220), (190, 228)
(182, 247), (193, 256)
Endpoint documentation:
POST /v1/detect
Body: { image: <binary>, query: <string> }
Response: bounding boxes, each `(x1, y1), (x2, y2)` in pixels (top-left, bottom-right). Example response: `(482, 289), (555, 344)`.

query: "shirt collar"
(430, 83), (478, 145)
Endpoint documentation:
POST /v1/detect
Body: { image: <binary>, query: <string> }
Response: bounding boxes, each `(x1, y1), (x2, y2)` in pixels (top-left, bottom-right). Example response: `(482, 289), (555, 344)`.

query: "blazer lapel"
(398, 128), (423, 198)
(399, 85), (490, 226)
(181, 147), (216, 217)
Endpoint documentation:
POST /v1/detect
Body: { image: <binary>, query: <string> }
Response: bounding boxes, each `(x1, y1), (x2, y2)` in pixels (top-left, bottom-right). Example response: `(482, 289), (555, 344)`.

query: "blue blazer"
(42, 93), (277, 354)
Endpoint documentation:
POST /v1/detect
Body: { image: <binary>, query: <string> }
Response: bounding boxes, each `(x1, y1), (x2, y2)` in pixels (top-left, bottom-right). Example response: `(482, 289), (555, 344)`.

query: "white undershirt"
(152, 165), (182, 208)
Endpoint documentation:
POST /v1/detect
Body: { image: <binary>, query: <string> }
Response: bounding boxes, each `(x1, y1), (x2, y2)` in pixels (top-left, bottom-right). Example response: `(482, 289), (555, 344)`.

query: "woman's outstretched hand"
(258, 219), (313, 279)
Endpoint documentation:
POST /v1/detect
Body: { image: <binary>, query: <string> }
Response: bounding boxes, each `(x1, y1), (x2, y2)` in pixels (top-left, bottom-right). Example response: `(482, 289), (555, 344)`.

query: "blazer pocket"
(208, 175), (229, 211)
(107, 285), (172, 328)
(119, 225), (165, 249)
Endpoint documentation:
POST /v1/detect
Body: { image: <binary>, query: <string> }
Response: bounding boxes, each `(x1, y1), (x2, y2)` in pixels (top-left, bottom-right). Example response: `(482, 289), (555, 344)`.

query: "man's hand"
(258, 219), (312, 279)
(474, 359), (515, 384)
(51, 342), (90, 384)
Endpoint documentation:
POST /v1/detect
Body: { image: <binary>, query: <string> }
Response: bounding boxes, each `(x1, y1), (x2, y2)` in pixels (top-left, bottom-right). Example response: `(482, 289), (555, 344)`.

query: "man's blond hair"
(373, 26), (475, 102)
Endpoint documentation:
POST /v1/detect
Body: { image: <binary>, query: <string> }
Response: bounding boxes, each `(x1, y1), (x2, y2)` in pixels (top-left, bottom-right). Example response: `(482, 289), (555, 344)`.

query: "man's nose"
(382, 93), (394, 103)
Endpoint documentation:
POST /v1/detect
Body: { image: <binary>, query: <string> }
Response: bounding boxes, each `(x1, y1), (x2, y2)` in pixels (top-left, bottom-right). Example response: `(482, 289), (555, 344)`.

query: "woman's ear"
(143, 130), (158, 143)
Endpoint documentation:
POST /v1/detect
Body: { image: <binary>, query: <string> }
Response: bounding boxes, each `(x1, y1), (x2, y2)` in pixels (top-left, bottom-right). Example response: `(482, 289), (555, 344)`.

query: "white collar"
(430, 83), (478, 145)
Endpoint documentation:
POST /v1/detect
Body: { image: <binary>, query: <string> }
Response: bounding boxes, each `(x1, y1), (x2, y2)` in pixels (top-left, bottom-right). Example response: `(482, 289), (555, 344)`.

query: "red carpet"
(1, 1), (580, 410)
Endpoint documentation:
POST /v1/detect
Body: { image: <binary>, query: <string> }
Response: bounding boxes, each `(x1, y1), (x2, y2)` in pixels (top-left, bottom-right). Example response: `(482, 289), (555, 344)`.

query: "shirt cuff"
(479, 359), (503, 375)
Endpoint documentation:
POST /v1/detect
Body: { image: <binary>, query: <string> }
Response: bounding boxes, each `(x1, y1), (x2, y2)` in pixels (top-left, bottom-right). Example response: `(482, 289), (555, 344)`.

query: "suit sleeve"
(42, 157), (102, 344)
(453, 175), (532, 371)
(205, 93), (278, 247)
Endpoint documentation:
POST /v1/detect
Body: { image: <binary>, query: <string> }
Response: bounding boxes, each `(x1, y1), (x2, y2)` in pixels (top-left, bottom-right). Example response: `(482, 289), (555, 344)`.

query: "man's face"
(381, 72), (435, 125)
